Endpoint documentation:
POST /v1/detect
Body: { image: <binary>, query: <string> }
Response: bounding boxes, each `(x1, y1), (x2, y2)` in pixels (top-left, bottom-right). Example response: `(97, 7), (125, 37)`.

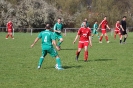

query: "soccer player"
(53, 18), (63, 50)
(91, 21), (99, 39)
(114, 20), (121, 39)
(31, 24), (63, 70)
(6, 20), (14, 39)
(98, 16), (110, 43)
(120, 16), (127, 44)
(81, 18), (89, 27)
(73, 21), (92, 62)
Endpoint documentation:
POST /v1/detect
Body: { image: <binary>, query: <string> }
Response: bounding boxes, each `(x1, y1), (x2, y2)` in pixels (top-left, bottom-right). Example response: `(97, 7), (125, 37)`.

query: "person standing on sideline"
(120, 16), (127, 44)
(114, 20), (121, 39)
(53, 18), (64, 50)
(81, 18), (89, 27)
(31, 24), (63, 70)
(73, 21), (92, 62)
(6, 20), (14, 39)
(91, 21), (99, 39)
(98, 16), (110, 43)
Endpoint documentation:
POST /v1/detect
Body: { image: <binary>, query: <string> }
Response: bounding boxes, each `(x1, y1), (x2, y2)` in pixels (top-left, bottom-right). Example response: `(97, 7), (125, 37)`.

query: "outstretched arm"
(106, 25), (111, 30)
(73, 35), (79, 44)
(31, 37), (40, 48)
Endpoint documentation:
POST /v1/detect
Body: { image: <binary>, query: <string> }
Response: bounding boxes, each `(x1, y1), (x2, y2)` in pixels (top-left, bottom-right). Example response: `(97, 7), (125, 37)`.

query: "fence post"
(65, 28), (66, 36)
(31, 29), (32, 35)
(13, 28), (14, 36)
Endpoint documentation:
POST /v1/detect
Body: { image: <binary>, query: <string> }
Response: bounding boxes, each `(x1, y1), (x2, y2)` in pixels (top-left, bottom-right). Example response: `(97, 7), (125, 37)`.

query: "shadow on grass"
(62, 65), (81, 69)
(94, 58), (116, 61)
(77, 58), (116, 62)
(61, 48), (77, 50)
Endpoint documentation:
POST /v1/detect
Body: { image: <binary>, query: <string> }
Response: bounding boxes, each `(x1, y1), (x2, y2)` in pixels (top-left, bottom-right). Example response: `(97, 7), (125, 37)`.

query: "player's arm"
(73, 34), (79, 44)
(89, 36), (92, 47)
(120, 25), (124, 31)
(52, 40), (60, 50)
(98, 22), (102, 30)
(116, 23), (120, 30)
(31, 37), (40, 48)
(106, 25), (111, 30)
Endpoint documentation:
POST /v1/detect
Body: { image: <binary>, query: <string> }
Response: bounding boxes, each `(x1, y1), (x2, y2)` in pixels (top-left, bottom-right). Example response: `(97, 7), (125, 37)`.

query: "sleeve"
(38, 32), (42, 39)
(77, 28), (81, 35)
(53, 23), (57, 30)
(51, 32), (56, 40)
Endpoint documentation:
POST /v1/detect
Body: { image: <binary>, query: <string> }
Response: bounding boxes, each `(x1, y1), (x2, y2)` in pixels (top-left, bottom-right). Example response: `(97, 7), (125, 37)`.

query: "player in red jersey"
(73, 21), (92, 62)
(114, 20), (121, 39)
(98, 16), (110, 43)
(6, 20), (14, 39)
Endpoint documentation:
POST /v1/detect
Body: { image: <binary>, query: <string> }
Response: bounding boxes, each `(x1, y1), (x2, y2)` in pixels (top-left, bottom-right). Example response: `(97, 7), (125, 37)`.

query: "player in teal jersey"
(81, 18), (89, 27)
(53, 18), (63, 50)
(31, 24), (63, 70)
(91, 21), (99, 39)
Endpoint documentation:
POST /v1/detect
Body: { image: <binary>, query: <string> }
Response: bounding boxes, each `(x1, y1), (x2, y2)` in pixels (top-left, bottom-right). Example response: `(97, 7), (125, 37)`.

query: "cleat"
(12, 38), (14, 39)
(84, 60), (88, 62)
(99, 41), (102, 43)
(55, 64), (63, 70)
(107, 41), (110, 43)
(75, 56), (78, 61)
(6, 38), (8, 39)
(37, 66), (41, 69)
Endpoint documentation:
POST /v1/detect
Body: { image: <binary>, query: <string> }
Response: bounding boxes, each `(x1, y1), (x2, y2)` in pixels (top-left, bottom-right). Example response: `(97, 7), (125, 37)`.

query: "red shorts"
(101, 29), (106, 34)
(115, 31), (120, 34)
(78, 41), (89, 48)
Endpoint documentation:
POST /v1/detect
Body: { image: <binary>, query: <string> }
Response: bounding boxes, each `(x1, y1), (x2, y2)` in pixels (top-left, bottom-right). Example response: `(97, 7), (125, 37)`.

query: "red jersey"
(115, 23), (120, 31)
(78, 27), (91, 42)
(7, 21), (13, 32)
(100, 20), (108, 29)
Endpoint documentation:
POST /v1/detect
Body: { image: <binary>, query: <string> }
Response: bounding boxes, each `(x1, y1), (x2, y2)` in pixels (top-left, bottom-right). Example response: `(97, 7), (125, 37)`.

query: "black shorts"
(120, 30), (127, 35)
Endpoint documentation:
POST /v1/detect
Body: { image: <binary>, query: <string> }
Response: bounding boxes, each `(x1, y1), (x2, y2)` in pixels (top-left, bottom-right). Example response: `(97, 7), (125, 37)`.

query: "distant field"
(0, 32), (133, 88)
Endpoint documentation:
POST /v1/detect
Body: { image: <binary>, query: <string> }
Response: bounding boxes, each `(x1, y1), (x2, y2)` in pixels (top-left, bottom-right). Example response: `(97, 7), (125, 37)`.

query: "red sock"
(105, 36), (108, 41)
(84, 51), (88, 61)
(6, 34), (9, 38)
(99, 36), (103, 41)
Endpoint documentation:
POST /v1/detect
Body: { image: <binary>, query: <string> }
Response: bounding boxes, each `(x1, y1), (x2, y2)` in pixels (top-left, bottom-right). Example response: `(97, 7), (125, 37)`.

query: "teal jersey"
(93, 23), (98, 30)
(38, 30), (55, 50)
(53, 23), (63, 34)
(81, 22), (89, 27)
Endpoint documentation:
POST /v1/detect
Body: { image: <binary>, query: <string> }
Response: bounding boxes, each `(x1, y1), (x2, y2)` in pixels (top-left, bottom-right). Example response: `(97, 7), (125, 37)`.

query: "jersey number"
(44, 36), (47, 42)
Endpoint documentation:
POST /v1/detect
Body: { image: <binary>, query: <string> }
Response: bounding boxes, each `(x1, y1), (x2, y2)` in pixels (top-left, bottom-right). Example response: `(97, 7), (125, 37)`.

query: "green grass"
(0, 32), (133, 88)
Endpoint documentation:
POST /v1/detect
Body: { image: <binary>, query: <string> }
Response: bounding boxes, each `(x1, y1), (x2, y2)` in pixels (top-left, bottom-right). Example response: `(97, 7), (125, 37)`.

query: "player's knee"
(60, 39), (63, 42)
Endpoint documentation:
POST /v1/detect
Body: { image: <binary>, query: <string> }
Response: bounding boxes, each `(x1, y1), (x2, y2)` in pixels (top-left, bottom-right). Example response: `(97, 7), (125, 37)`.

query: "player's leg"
(75, 42), (83, 61)
(96, 31), (99, 39)
(114, 31), (117, 39)
(120, 30), (123, 44)
(57, 35), (63, 47)
(37, 50), (47, 69)
(123, 32), (127, 43)
(99, 33), (103, 43)
(105, 32), (109, 43)
(6, 32), (9, 39)
(9, 32), (14, 39)
(49, 48), (63, 70)
(84, 42), (89, 61)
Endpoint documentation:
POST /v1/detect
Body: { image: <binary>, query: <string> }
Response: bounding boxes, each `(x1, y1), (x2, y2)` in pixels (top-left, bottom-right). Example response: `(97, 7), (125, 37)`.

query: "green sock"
(57, 41), (62, 46)
(38, 56), (44, 66)
(56, 58), (62, 68)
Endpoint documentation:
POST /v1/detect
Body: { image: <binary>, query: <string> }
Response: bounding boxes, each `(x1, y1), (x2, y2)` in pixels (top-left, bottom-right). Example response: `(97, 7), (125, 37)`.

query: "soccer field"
(0, 32), (133, 88)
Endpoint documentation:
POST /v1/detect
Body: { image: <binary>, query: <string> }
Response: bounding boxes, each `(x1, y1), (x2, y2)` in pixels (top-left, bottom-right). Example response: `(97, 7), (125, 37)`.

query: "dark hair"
(58, 18), (61, 20)
(123, 16), (127, 18)
(45, 24), (50, 29)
